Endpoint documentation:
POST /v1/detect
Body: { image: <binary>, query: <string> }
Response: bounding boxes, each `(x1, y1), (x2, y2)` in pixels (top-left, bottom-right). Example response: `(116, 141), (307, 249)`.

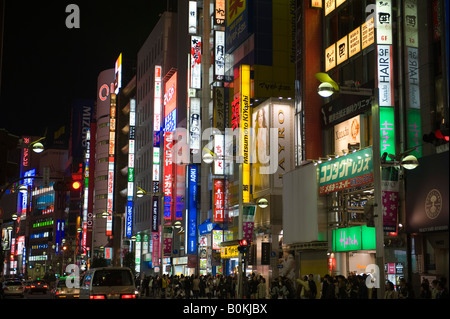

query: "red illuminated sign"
(214, 179), (225, 223)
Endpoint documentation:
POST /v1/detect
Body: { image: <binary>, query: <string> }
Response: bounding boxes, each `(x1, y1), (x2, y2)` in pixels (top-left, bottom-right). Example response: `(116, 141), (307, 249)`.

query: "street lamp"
(257, 197), (269, 209)
(136, 187), (147, 198)
(26, 136), (46, 153)
(315, 72), (373, 97)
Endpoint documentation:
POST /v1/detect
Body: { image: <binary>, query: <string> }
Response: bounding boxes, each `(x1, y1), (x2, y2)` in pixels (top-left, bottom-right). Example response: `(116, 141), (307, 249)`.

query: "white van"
(79, 267), (137, 299)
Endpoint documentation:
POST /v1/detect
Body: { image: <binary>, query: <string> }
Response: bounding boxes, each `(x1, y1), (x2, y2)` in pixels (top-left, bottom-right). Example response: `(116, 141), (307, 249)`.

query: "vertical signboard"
(272, 103), (294, 189)
(240, 65), (251, 203)
(135, 234), (141, 273)
(106, 94), (116, 236)
(214, 179), (225, 223)
(126, 99), (136, 238)
(379, 107), (396, 156)
(404, 0), (422, 159)
(188, 165), (198, 255)
(214, 134), (225, 175)
(163, 72), (177, 224)
(188, 1), (197, 34)
(377, 0), (394, 107)
(114, 53), (122, 94)
(189, 97), (201, 153)
(377, 45), (394, 107)
(163, 132), (174, 223)
(382, 167), (399, 232)
(154, 65), (162, 132)
(214, 0), (225, 25)
(191, 36), (202, 89)
(376, 0), (393, 44)
(214, 31), (225, 81)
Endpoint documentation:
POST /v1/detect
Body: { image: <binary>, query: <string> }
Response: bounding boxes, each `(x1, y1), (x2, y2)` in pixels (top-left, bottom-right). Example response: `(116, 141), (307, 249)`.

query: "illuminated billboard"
(190, 36), (202, 89)
(240, 65), (251, 203)
(114, 53), (122, 94)
(106, 94), (117, 236)
(126, 99), (136, 238)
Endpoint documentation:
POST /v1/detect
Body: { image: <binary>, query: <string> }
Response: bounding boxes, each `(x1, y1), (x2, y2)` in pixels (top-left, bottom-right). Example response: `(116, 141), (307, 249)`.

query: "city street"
(0, 0), (448, 303)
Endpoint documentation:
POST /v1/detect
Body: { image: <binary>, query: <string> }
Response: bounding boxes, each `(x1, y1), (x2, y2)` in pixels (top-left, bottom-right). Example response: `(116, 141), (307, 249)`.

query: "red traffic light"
(239, 239), (248, 246)
(72, 180), (82, 190)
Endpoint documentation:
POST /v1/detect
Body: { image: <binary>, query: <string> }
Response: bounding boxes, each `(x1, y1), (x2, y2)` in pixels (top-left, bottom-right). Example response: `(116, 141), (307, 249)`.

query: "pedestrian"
(257, 277), (266, 299)
(436, 277), (449, 299)
(199, 275), (206, 298)
(161, 275), (168, 298)
(320, 275), (330, 299)
(336, 276), (347, 299)
(307, 274), (317, 299)
(250, 275), (259, 299)
(384, 281), (398, 299)
(398, 277), (414, 299)
(148, 276), (154, 297)
(346, 278), (358, 299)
(431, 279), (439, 299)
(296, 275), (310, 299)
(323, 276), (336, 299)
(205, 277), (213, 299)
(184, 275), (192, 299)
(357, 275), (369, 299)
(419, 279), (431, 299)
(192, 275), (200, 299)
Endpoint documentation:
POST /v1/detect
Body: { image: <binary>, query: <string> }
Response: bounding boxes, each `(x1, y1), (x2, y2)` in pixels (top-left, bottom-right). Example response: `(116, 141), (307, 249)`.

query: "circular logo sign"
(425, 189), (442, 220)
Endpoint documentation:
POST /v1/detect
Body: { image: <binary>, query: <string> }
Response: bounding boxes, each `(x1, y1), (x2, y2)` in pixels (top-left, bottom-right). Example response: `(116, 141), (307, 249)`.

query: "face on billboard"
(252, 104), (270, 193)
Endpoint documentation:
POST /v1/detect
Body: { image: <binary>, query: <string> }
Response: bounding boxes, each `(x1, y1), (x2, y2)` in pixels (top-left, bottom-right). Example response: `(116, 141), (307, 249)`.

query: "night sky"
(0, 1), (166, 137)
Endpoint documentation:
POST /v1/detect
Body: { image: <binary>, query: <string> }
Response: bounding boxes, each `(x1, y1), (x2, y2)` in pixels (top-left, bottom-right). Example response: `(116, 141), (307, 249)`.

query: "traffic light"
(71, 180), (82, 190)
(52, 177), (83, 192)
(238, 239), (248, 253)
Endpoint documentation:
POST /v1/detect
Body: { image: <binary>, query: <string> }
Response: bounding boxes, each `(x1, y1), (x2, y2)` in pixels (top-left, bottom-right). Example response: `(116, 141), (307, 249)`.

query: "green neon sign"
(332, 226), (376, 252)
(379, 107), (396, 156)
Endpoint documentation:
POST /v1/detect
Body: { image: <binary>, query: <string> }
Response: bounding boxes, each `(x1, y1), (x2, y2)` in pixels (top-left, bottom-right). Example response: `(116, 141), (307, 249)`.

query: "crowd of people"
(135, 272), (449, 299)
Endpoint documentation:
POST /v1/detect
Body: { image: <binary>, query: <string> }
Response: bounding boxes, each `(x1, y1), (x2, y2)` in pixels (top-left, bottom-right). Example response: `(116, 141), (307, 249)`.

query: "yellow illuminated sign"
(336, 35), (348, 66)
(221, 245), (239, 259)
(227, 0), (246, 26)
(325, 43), (336, 72)
(240, 65), (251, 203)
(311, 0), (322, 8)
(349, 27), (361, 58)
(361, 17), (375, 50)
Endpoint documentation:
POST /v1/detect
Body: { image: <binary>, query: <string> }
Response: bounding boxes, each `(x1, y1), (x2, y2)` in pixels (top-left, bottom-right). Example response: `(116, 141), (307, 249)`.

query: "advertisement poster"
(381, 167), (399, 232)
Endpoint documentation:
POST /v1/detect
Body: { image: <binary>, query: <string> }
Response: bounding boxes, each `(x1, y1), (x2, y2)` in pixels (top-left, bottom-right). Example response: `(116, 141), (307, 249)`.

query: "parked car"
(2, 280), (25, 298)
(79, 267), (137, 299)
(29, 280), (48, 294)
(51, 277), (80, 299)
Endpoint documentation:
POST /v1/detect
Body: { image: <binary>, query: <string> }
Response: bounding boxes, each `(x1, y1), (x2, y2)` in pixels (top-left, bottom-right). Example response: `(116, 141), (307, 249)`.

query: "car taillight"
(90, 295), (106, 299)
(31, 285), (36, 288)
(43, 285), (48, 288)
(120, 294), (136, 299)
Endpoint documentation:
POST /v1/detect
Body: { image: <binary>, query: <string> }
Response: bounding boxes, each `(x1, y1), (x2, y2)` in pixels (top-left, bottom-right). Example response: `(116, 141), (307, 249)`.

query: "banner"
(152, 230), (160, 267)
(242, 206), (256, 243)
(163, 227), (173, 256)
(381, 167), (399, 232)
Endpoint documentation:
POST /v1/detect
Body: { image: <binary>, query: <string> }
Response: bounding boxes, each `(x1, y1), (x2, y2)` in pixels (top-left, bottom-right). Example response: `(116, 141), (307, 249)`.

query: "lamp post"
(315, 74), (390, 296)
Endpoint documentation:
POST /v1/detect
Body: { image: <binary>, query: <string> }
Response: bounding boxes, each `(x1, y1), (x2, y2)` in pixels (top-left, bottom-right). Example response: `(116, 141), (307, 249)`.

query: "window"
(92, 269), (134, 287)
